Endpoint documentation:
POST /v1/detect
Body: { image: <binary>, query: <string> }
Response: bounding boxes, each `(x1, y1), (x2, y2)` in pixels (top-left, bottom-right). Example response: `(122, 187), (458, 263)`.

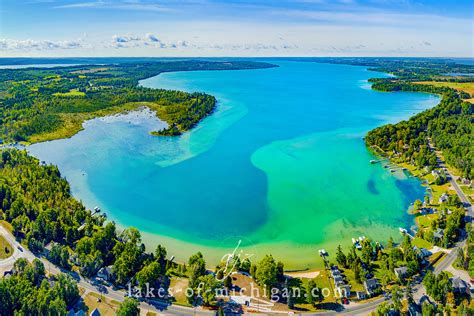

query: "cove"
(28, 60), (440, 269)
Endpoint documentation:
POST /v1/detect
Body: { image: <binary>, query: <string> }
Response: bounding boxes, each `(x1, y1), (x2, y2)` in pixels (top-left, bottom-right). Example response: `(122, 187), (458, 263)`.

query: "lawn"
(0, 234), (13, 259)
(341, 268), (365, 292)
(0, 220), (13, 233)
(412, 237), (433, 249)
(429, 252), (446, 267)
(416, 214), (438, 229)
(82, 292), (120, 316)
(312, 270), (337, 303)
(169, 277), (190, 306)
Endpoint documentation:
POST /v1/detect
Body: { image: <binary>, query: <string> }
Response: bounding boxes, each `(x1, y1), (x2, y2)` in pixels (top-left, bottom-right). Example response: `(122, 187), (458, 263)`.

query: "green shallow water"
(29, 60), (439, 269)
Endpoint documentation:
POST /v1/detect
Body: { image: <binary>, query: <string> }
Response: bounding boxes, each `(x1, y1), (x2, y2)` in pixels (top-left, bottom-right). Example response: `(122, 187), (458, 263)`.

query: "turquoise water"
(29, 61), (439, 269)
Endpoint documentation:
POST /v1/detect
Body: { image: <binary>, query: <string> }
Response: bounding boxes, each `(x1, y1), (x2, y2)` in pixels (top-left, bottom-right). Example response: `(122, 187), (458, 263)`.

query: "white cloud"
(0, 39), (82, 51)
(54, 0), (171, 12)
(145, 33), (161, 43)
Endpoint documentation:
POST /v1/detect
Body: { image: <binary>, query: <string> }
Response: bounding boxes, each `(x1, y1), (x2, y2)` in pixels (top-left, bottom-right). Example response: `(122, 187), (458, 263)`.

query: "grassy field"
(52, 90), (86, 97)
(0, 234), (13, 259)
(414, 81), (474, 103)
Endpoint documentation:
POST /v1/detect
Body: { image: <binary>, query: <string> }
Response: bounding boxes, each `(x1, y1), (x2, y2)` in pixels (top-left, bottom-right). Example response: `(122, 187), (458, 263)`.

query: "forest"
(0, 149), (322, 313)
(331, 58), (474, 180)
(0, 60), (276, 142)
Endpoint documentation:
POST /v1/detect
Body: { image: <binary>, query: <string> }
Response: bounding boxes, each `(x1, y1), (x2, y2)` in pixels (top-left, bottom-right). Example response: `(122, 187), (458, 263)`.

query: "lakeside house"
(394, 266), (408, 280)
(89, 308), (100, 316)
(439, 193), (449, 204)
(408, 302), (422, 316)
(364, 278), (379, 296)
(67, 310), (85, 316)
(334, 275), (344, 286)
(356, 291), (367, 300)
(451, 277), (470, 295)
(433, 229), (444, 241)
(336, 284), (351, 298)
(330, 266), (341, 278)
(97, 266), (114, 282)
(413, 247), (432, 264)
(330, 266), (352, 298)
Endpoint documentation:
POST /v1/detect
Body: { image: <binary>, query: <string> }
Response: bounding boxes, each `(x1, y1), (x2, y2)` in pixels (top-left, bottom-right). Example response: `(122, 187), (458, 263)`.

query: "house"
(419, 295), (437, 309)
(89, 308), (100, 316)
(433, 229), (444, 241)
(364, 278), (379, 296)
(330, 270), (341, 278)
(97, 266), (114, 282)
(408, 303), (422, 316)
(414, 247), (432, 259)
(336, 284), (351, 298)
(356, 291), (367, 300)
(420, 248), (432, 258)
(394, 266), (408, 280)
(439, 193), (449, 204)
(451, 277), (470, 295)
(67, 310), (86, 316)
(229, 295), (250, 306)
(333, 275), (344, 284)
(431, 170), (440, 177)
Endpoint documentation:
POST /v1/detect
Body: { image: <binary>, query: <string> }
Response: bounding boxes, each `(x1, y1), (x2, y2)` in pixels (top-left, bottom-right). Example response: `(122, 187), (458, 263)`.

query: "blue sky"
(0, 0), (472, 57)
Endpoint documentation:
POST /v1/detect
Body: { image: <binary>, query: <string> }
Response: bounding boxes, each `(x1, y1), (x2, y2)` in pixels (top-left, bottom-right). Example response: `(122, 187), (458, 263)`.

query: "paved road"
(0, 225), (213, 315)
(312, 147), (474, 316)
(1, 143), (471, 316)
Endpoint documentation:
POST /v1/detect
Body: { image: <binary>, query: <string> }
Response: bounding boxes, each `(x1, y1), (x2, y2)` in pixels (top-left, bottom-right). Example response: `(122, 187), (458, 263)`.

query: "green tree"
(117, 297), (140, 316)
(136, 261), (162, 291)
(304, 279), (322, 306)
(196, 274), (221, 307)
(335, 245), (347, 268)
(422, 302), (436, 316)
(391, 285), (403, 311)
(255, 255), (277, 294)
(224, 275), (232, 289)
(414, 199), (423, 210)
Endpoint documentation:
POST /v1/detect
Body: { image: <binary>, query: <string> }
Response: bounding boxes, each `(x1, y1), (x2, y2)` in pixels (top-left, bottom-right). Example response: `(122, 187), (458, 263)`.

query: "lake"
(29, 60), (439, 269)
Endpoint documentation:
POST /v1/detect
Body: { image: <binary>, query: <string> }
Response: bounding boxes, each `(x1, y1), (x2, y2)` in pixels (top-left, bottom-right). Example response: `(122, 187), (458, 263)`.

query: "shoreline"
(26, 62), (436, 271)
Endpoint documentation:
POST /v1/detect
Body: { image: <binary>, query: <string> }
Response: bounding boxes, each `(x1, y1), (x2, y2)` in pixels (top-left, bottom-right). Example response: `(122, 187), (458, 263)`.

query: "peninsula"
(0, 60), (277, 143)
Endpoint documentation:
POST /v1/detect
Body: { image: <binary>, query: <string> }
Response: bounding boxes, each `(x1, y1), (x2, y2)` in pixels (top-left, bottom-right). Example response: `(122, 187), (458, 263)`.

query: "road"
(0, 144), (471, 316)
(314, 145), (474, 316)
(0, 225), (213, 315)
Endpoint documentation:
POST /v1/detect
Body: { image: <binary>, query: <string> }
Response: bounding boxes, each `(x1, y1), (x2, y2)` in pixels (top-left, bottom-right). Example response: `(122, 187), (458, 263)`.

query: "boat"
(399, 227), (408, 234)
